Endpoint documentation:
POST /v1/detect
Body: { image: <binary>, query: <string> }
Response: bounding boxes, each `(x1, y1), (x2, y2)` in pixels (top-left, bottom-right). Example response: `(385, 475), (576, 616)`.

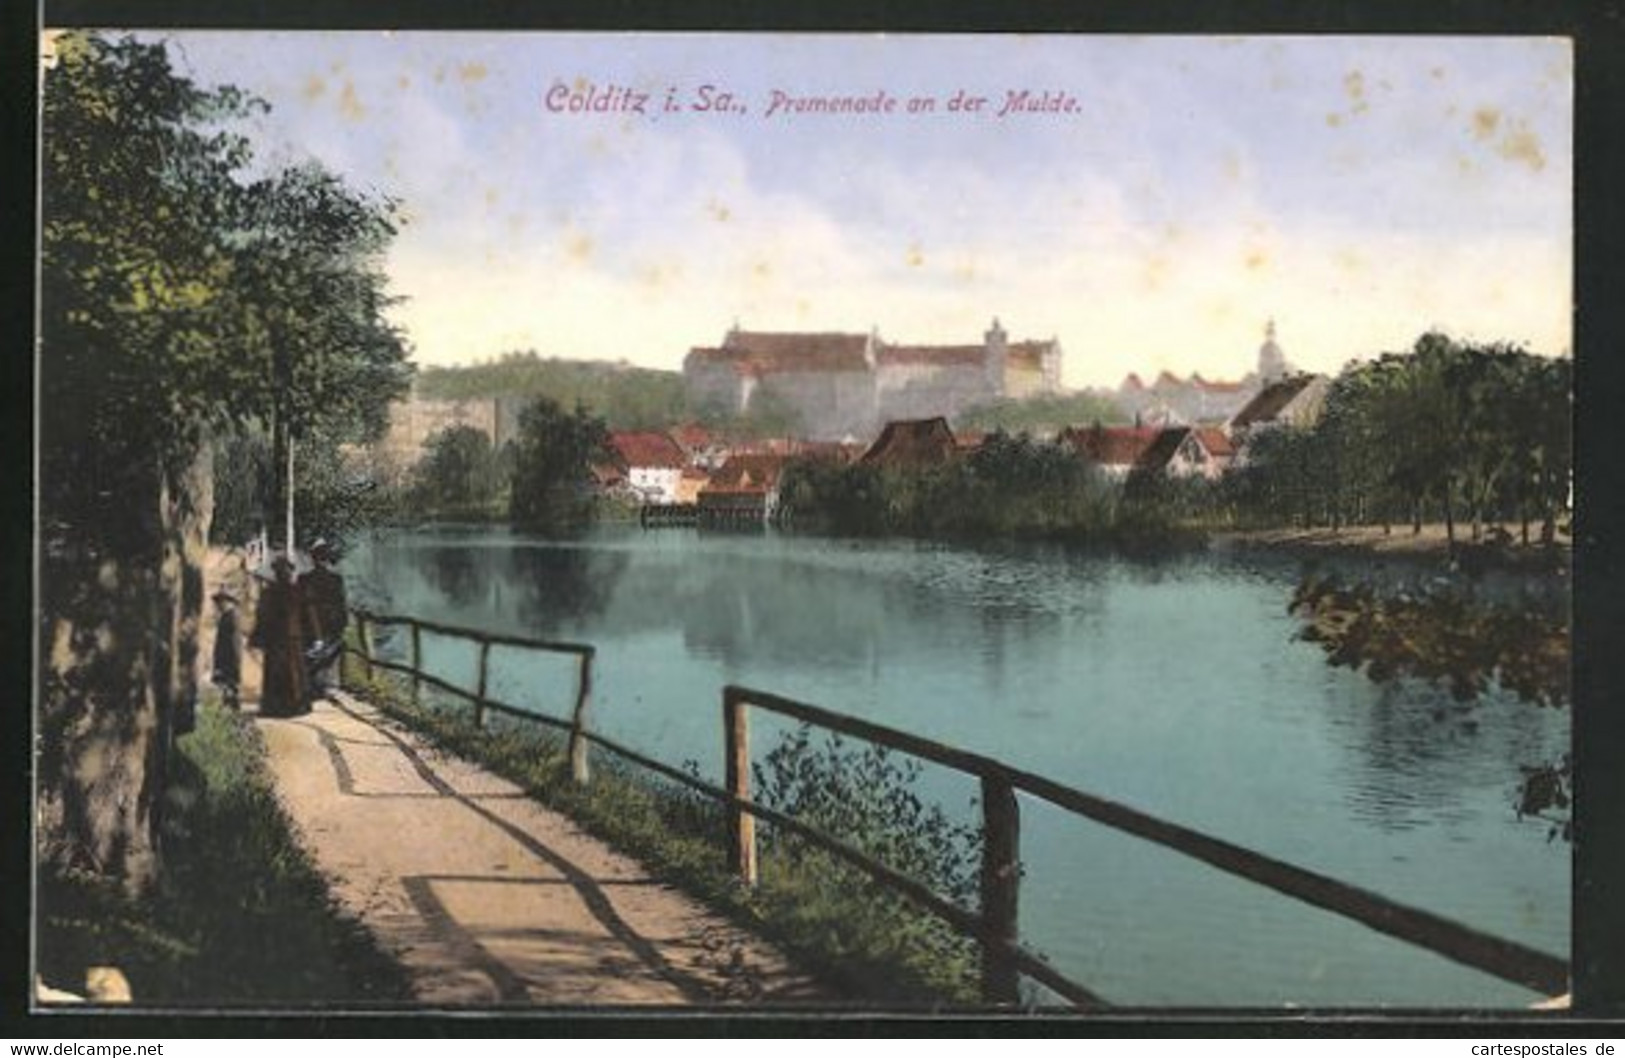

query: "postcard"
(33, 26), (1576, 1019)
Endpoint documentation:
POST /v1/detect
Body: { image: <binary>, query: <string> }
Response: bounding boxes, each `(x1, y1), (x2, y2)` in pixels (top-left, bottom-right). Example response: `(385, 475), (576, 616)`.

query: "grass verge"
(36, 698), (413, 1007)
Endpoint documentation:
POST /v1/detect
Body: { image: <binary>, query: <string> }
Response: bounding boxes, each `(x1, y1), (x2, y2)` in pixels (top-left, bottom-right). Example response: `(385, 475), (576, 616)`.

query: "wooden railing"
(342, 609), (1568, 1008)
(720, 685), (1569, 1007)
(349, 608), (596, 783)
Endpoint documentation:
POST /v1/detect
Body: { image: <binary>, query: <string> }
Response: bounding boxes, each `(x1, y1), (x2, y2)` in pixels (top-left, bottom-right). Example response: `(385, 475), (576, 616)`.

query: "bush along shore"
(35, 699), (412, 1007)
(345, 650), (986, 1007)
(777, 435), (1207, 551)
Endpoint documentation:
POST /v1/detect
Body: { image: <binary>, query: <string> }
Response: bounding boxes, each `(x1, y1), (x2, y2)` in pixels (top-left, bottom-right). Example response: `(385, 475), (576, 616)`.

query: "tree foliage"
(417, 352), (684, 431)
(412, 425), (504, 518)
(507, 397), (610, 531)
(1232, 334), (1571, 544)
(38, 32), (411, 891)
(954, 391), (1127, 435)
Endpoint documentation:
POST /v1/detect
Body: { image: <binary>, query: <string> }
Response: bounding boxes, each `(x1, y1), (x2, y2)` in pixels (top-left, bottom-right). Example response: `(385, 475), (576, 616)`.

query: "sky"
(104, 32), (1571, 389)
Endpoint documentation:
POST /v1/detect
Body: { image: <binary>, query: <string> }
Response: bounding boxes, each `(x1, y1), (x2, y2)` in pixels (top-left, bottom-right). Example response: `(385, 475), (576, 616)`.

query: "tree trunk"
(269, 412), (288, 549)
(38, 440), (215, 897)
(159, 440), (214, 744)
(39, 453), (170, 896)
(1443, 490), (1456, 547)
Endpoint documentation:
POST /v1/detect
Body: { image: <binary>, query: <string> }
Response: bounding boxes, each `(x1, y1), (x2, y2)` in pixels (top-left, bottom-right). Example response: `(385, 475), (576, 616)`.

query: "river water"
(345, 525), (1569, 1008)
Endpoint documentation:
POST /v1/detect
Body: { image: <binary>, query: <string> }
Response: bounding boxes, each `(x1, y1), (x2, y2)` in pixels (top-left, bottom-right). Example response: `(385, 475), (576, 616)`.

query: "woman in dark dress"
(250, 555), (310, 717)
(211, 589), (242, 710)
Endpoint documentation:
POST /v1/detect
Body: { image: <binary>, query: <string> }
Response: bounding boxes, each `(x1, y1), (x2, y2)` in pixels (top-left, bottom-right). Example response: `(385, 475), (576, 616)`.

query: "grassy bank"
(36, 699), (412, 1006)
(1213, 523), (1571, 573)
(347, 658), (984, 1007)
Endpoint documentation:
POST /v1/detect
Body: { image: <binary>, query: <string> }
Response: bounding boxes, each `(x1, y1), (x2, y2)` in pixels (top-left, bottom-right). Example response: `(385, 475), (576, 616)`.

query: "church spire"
(1258, 317), (1287, 383)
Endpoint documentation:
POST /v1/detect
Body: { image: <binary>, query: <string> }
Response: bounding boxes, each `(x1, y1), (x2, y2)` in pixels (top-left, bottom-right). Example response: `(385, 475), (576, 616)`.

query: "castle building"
(1111, 319), (1294, 426)
(683, 319), (1062, 441)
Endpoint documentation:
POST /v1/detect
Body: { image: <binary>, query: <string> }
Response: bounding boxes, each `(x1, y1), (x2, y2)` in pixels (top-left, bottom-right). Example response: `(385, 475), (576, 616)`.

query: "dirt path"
(257, 692), (829, 1007)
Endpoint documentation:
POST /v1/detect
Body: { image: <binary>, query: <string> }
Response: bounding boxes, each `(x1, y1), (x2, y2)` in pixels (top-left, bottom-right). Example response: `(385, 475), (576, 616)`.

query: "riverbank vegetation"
(36, 699), (412, 1005)
(348, 658), (984, 1005)
(1225, 334), (1570, 547)
(777, 432), (1189, 545)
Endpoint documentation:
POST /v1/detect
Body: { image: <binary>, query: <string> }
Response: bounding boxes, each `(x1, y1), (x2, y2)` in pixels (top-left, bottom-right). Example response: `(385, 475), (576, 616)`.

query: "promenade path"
(256, 692), (831, 1006)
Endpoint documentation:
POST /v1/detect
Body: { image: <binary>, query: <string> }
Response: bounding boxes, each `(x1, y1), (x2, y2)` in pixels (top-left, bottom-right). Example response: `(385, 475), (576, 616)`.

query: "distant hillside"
(954, 391), (1128, 435)
(415, 352), (686, 430)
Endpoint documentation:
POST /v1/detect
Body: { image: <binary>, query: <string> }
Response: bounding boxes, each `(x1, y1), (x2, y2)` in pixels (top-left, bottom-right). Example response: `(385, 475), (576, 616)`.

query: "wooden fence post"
(568, 651), (594, 786)
(980, 773), (1022, 1005)
(409, 621), (422, 706)
(724, 689), (759, 886)
(357, 613), (375, 684)
(474, 639), (491, 729)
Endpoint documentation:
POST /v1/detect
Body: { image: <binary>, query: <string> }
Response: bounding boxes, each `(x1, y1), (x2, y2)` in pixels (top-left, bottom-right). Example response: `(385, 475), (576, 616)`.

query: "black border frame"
(10, 0), (1623, 1038)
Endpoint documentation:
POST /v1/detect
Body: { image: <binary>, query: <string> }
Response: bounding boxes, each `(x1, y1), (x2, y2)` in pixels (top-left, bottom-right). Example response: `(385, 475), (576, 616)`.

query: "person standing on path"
(210, 588), (242, 710)
(300, 539), (348, 701)
(251, 554), (311, 717)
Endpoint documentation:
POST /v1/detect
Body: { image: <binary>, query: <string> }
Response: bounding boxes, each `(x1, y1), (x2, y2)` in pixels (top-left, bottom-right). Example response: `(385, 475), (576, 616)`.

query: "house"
(697, 454), (790, 521)
(606, 431), (688, 504)
(1228, 374), (1330, 435)
(1111, 320), (1295, 425)
(1131, 427), (1219, 481)
(955, 430), (988, 455)
(675, 466), (711, 506)
(1057, 425), (1163, 480)
(683, 319), (1063, 442)
(668, 422), (730, 470)
(860, 417), (960, 469)
(1190, 427), (1237, 479)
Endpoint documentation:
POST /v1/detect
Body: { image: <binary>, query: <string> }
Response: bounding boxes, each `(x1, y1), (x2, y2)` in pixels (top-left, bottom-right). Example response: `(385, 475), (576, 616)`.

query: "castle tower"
(1258, 318), (1288, 383)
(984, 317), (1009, 396)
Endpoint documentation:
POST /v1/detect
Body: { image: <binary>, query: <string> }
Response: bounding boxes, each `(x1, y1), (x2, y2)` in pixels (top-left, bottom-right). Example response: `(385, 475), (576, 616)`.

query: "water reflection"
(380, 532), (1112, 695)
(1289, 570), (1571, 840)
(347, 526), (1569, 1003)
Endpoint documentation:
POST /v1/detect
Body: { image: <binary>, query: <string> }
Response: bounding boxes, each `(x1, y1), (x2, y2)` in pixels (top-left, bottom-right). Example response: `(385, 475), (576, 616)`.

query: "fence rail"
(342, 607), (1567, 1008)
(350, 607), (596, 782)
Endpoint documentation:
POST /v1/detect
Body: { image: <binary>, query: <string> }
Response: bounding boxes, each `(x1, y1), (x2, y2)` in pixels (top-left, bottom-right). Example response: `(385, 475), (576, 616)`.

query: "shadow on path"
(292, 696), (731, 1004)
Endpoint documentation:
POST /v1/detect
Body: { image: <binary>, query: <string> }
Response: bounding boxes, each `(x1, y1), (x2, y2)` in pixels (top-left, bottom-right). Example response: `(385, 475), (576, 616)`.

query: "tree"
(38, 33), (408, 893)
(413, 424), (502, 517)
(508, 397), (610, 530)
(955, 391), (1127, 434)
(224, 163), (413, 540)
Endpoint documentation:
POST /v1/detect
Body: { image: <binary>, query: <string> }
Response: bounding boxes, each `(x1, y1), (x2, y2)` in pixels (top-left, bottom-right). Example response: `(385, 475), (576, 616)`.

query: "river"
(344, 525), (1569, 1008)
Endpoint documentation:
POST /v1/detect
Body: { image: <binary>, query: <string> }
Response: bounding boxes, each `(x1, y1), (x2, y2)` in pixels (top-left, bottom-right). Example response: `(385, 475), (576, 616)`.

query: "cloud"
(149, 31), (1571, 389)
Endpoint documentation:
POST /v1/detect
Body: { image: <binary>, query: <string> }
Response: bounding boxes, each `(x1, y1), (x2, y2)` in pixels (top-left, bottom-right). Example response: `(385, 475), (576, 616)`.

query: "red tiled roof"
(710, 454), (788, 489)
(876, 344), (984, 367)
(669, 422), (715, 450)
(1194, 427), (1235, 458)
(687, 331), (872, 376)
(1058, 425), (1163, 466)
(1134, 426), (1192, 472)
(608, 431), (686, 470)
(861, 417), (959, 467)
